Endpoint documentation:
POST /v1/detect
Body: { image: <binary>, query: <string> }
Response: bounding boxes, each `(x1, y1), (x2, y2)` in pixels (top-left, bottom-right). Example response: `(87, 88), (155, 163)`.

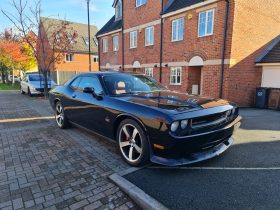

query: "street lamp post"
(87, 0), (92, 72)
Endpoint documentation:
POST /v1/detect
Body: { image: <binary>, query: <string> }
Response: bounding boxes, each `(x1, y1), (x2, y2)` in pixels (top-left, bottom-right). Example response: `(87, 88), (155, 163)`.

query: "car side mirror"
(83, 87), (103, 100)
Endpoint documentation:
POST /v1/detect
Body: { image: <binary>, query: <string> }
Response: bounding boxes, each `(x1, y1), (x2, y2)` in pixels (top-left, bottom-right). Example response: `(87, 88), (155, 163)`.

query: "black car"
(49, 72), (241, 166)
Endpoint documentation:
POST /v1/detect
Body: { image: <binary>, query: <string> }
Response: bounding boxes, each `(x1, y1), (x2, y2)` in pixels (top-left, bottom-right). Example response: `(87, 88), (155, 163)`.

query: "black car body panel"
(49, 72), (242, 166)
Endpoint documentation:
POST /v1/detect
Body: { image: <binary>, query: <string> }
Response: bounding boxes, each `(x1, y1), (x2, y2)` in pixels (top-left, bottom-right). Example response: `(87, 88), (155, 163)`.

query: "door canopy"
(189, 56), (204, 67)
(132, 61), (141, 68)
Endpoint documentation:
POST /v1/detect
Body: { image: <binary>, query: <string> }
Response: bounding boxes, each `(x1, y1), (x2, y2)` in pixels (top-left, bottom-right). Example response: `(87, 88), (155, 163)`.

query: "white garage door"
(261, 66), (280, 88)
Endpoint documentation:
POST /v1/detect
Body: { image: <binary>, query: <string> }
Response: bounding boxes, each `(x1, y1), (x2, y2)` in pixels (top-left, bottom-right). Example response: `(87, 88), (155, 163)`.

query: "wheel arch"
(113, 114), (149, 141)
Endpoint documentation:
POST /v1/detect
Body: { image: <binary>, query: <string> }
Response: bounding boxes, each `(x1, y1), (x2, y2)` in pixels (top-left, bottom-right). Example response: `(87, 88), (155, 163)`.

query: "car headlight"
(181, 120), (188, 129)
(170, 121), (179, 132)
(225, 110), (231, 117)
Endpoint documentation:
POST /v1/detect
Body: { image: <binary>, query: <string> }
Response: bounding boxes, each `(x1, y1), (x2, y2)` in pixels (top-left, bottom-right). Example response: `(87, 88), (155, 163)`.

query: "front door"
(74, 76), (106, 133)
(188, 66), (202, 95)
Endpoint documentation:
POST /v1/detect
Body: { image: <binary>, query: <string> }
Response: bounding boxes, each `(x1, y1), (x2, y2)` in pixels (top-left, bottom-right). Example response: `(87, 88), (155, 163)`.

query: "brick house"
(96, 0), (280, 106)
(39, 17), (99, 85)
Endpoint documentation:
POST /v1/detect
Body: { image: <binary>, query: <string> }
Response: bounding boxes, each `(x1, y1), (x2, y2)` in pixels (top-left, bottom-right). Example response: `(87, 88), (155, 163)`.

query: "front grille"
(190, 111), (230, 134)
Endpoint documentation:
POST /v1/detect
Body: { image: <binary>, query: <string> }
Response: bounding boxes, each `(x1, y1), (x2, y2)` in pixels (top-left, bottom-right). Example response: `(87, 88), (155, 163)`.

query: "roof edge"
(256, 35), (280, 63)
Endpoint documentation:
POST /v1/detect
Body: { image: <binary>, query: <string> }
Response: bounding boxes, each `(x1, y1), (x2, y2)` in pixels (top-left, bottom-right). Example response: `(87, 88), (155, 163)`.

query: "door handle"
(72, 94), (77, 98)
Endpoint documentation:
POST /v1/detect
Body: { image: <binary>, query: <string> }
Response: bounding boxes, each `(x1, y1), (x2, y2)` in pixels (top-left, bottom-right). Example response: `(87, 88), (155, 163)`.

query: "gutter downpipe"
(98, 36), (101, 71)
(220, 0), (230, 98)
(121, 1), (125, 71)
(159, 0), (164, 83)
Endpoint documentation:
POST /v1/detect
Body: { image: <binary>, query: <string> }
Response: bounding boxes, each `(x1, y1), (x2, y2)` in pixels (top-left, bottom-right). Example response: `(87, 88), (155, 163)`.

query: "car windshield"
(103, 74), (168, 95)
(29, 75), (51, 82)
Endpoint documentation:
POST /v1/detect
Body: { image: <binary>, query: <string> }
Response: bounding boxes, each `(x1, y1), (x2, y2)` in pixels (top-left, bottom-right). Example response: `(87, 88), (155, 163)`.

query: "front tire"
(20, 86), (25, 94)
(117, 119), (150, 166)
(27, 87), (33, 97)
(55, 101), (70, 129)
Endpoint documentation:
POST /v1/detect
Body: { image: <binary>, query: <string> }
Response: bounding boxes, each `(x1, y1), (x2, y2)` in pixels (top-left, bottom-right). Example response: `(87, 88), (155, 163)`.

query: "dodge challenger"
(49, 72), (241, 166)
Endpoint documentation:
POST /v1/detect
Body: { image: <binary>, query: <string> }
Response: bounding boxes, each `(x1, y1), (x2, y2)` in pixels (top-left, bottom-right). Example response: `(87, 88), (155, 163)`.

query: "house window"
(93, 55), (99, 63)
(136, 0), (146, 7)
(145, 68), (153, 77)
(102, 38), (108, 52)
(130, 31), (137, 49)
(113, 35), (119, 51)
(145, 26), (154, 46)
(172, 18), (184, 42)
(170, 67), (182, 85)
(115, 0), (122, 20)
(198, 9), (215, 37)
(65, 54), (74, 62)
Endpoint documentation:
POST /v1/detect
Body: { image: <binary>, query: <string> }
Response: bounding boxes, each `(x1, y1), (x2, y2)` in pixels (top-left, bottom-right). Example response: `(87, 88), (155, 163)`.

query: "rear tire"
(55, 101), (70, 129)
(117, 119), (150, 166)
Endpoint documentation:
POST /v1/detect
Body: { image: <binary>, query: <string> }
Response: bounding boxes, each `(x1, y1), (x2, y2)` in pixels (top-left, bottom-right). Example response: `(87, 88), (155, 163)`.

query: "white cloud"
(68, 0), (98, 12)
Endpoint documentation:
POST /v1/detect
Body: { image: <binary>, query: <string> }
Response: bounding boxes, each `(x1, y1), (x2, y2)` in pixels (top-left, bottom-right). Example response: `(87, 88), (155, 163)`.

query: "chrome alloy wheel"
(55, 103), (64, 127)
(119, 124), (143, 163)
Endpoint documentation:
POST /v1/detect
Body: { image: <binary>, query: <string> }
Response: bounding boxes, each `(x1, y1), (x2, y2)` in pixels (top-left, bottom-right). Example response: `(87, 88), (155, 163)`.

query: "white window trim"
(136, 0), (146, 8)
(145, 68), (153, 77)
(93, 55), (99, 63)
(113, 35), (119, 51)
(130, 31), (137, 49)
(171, 18), (184, 42)
(170, 67), (182, 85)
(198, 9), (215, 38)
(65, 54), (74, 62)
(145, 26), (154, 46)
(102, 38), (108, 53)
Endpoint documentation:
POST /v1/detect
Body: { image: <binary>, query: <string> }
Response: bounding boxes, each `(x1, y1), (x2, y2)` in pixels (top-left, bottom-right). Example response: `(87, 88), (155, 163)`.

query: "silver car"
(20, 73), (57, 96)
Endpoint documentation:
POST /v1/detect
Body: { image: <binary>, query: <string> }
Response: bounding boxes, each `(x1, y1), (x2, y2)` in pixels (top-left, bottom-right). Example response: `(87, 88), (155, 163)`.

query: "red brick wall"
(99, 32), (123, 70)
(225, 0), (280, 106)
(162, 1), (230, 62)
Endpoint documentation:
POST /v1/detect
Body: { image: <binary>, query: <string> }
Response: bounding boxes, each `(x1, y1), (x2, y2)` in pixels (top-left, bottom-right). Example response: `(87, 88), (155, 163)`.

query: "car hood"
(119, 91), (231, 114)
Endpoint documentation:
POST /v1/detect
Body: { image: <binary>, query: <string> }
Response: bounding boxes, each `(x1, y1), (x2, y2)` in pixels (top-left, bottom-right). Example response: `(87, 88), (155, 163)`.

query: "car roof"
(77, 71), (144, 77)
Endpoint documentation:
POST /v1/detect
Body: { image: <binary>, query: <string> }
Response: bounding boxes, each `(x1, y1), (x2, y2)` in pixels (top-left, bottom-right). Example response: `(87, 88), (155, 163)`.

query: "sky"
(0, 0), (114, 31)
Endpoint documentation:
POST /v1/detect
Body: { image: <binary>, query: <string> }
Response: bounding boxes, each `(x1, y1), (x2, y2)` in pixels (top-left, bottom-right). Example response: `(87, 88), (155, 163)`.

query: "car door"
(62, 76), (82, 122)
(21, 76), (28, 92)
(74, 76), (107, 134)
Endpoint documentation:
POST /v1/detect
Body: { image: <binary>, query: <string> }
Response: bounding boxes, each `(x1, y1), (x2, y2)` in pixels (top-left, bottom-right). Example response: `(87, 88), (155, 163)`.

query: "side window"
(78, 76), (103, 95)
(70, 77), (81, 90)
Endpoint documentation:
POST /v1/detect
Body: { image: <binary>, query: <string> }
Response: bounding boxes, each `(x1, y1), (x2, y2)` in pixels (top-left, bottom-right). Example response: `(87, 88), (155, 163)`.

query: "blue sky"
(0, 0), (114, 31)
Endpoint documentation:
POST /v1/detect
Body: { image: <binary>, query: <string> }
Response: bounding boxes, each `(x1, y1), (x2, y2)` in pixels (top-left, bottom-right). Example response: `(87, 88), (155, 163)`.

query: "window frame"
(145, 26), (154, 46)
(136, 0), (146, 8)
(145, 68), (153, 77)
(102, 38), (108, 53)
(130, 31), (138, 49)
(115, 0), (122, 20)
(78, 76), (104, 95)
(198, 9), (215, 38)
(113, 35), (119, 51)
(170, 67), (182, 85)
(70, 77), (81, 90)
(171, 17), (184, 42)
(93, 55), (99, 63)
(65, 53), (74, 62)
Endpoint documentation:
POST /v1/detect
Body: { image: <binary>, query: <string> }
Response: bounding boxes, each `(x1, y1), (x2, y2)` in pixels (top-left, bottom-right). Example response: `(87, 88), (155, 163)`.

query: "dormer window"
(115, 0), (122, 20)
(83, 37), (89, 46)
(136, 0), (146, 7)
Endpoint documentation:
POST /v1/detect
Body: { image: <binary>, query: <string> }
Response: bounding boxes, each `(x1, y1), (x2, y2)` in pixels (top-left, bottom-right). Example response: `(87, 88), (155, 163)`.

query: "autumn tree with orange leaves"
(2, 0), (77, 97)
(0, 29), (35, 83)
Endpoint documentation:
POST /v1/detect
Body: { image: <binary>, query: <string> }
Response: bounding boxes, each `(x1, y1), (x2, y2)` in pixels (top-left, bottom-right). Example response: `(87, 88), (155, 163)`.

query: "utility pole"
(87, 0), (92, 72)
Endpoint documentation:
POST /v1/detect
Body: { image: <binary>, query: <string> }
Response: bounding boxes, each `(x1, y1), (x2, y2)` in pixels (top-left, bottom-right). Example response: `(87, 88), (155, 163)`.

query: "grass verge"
(0, 83), (20, 90)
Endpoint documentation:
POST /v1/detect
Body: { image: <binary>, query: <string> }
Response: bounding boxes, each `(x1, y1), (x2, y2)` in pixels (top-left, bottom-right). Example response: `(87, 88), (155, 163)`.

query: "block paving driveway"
(0, 91), (138, 210)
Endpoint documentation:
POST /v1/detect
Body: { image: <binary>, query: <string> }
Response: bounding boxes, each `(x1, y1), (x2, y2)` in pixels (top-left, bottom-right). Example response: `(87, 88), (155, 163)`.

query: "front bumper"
(150, 116), (241, 166)
(31, 88), (51, 94)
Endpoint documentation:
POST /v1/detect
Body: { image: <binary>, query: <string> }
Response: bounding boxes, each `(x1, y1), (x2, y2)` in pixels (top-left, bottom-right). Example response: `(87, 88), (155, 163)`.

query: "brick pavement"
(0, 91), (138, 210)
